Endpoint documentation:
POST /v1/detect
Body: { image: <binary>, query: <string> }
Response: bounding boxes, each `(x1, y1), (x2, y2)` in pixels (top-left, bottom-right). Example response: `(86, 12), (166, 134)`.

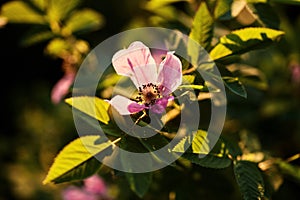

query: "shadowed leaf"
(234, 161), (265, 200)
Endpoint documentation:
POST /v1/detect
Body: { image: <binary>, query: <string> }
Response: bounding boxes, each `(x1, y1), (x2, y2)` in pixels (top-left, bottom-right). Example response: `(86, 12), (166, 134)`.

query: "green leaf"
(172, 130), (210, 154)
(73, 108), (123, 137)
(182, 153), (232, 169)
(46, 0), (81, 22)
(65, 96), (110, 125)
(45, 38), (70, 57)
(209, 27), (285, 60)
(52, 157), (101, 184)
(125, 172), (153, 198)
(119, 136), (153, 197)
(20, 27), (55, 47)
(62, 9), (104, 36)
(181, 136), (232, 169)
(188, 2), (214, 51)
(234, 161), (265, 200)
(182, 75), (196, 84)
(1, 1), (46, 24)
(43, 135), (116, 184)
(144, 0), (189, 10)
(223, 76), (247, 98)
(30, 0), (47, 11)
(210, 0), (233, 19)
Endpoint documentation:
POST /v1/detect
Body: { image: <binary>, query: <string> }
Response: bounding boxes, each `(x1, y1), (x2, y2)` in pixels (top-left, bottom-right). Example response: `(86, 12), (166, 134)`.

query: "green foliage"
(209, 27), (285, 60)
(213, 0), (233, 19)
(0, 0), (104, 64)
(188, 2), (214, 51)
(234, 161), (265, 200)
(62, 9), (104, 36)
(43, 135), (116, 184)
(46, 0), (81, 23)
(0, 1), (47, 24)
(182, 153), (232, 169)
(51, 157), (101, 184)
(173, 130), (210, 154)
(124, 172), (153, 198)
(65, 97), (110, 125)
(223, 76), (247, 98)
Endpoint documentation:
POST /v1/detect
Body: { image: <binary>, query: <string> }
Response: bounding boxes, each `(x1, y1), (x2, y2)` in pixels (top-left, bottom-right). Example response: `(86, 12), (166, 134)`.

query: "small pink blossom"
(84, 174), (107, 195)
(51, 71), (75, 104)
(291, 64), (300, 85)
(109, 41), (182, 115)
(62, 186), (98, 200)
(62, 175), (111, 200)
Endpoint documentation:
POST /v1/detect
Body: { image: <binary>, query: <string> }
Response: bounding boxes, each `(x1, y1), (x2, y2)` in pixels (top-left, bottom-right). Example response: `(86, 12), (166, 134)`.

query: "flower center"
(136, 83), (161, 106)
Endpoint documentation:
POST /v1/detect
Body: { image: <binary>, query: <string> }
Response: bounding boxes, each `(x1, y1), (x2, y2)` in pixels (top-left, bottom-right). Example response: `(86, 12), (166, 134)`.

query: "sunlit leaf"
(188, 2), (214, 51)
(144, 0), (189, 10)
(30, 0), (47, 11)
(172, 130), (210, 154)
(182, 75), (196, 84)
(45, 38), (69, 57)
(209, 0), (233, 19)
(43, 135), (116, 184)
(1, 1), (46, 24)
(144, 1), (192, 26)
(62, 9), (104, 36)
(65, 96), (110, 124)
(209, 27), (285, 60)
(234, 161), (265, 200)
(223, 76), (247, 98)
(52, 157), (101, 184)
(47, 0), (81, 22)
(73, 109), (123, 137)
(181, 136), (232, 169)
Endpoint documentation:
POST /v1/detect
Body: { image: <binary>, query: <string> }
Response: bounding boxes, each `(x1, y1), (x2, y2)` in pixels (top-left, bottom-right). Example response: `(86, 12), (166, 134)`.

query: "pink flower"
(110, 41), (182, 115)
(62, 175), (111, 200)
(83, 174), (107, 195)
(62, 186), (98, 200)
(51, 71), (76, 104)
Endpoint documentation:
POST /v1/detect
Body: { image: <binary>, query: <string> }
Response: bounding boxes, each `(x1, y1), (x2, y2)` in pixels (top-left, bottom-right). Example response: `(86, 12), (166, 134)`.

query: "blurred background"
(0, 0), (300, 199)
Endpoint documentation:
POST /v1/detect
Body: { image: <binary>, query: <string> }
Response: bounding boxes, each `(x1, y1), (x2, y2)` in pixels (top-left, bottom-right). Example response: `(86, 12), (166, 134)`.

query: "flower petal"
(128, 102), (146, 113)
(157, 52), (182, 95)
(109, 95), (137, 115)
(150, 96), (174, 114)
(151, 48), (167, 66)
(112, 41), (157, 88)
